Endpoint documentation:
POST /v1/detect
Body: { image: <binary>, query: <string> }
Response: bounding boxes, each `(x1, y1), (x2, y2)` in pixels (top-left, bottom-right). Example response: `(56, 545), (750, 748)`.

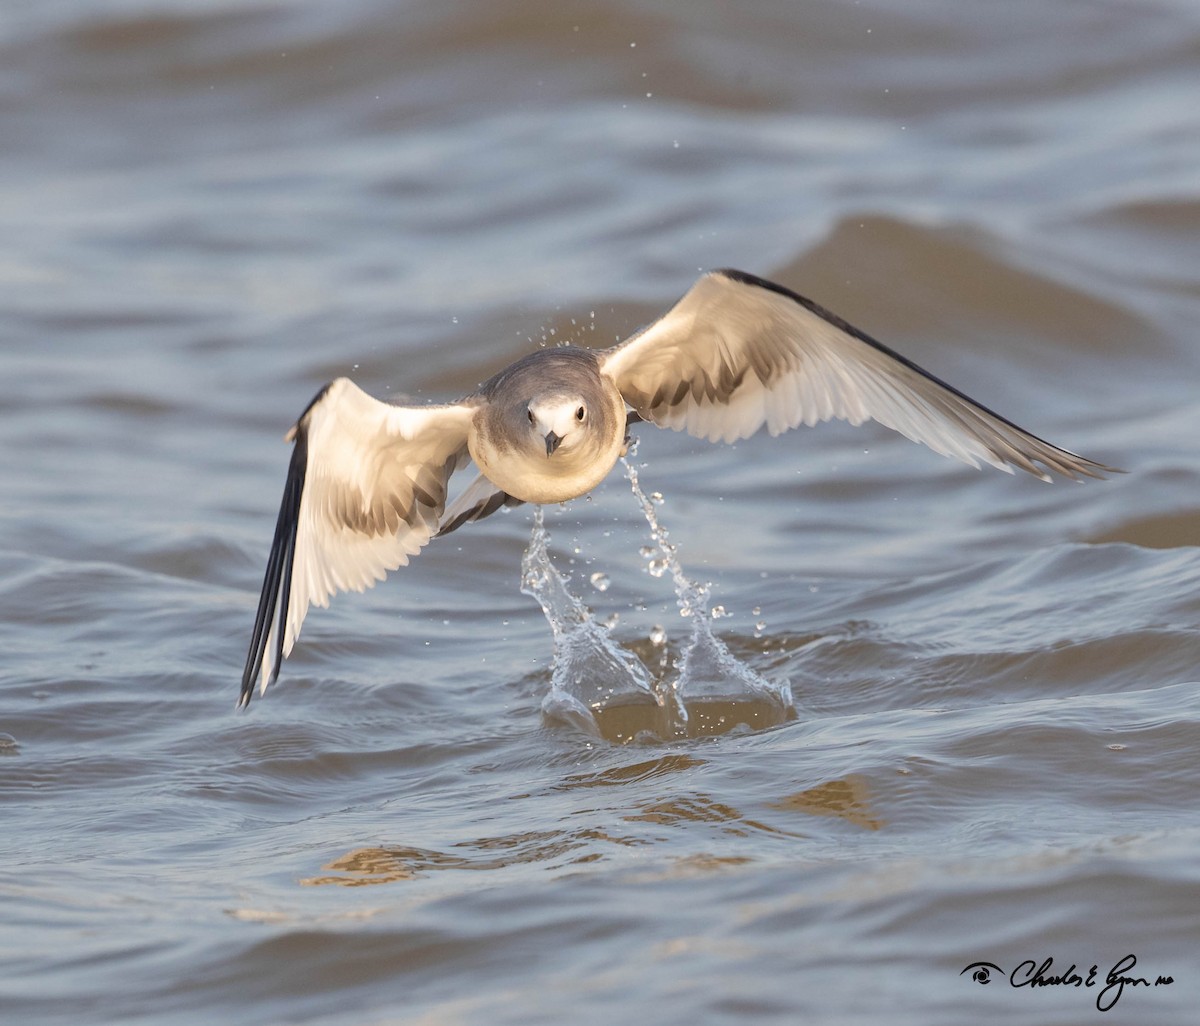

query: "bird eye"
(575, 406), (586, 422)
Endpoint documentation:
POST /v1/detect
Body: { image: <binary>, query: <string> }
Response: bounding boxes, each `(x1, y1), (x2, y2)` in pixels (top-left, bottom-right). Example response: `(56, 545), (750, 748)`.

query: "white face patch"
(527, 396), (588, 451)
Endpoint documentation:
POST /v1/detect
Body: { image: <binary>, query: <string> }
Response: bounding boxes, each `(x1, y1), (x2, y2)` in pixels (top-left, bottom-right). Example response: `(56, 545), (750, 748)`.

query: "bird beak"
(544, 431), (562, 457)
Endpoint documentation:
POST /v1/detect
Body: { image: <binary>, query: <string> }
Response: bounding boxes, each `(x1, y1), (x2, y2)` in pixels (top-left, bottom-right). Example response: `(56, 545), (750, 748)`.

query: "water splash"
(521, 507), (667, 739)
(622, 454), (794, 724)
(520, 454), (794, 742)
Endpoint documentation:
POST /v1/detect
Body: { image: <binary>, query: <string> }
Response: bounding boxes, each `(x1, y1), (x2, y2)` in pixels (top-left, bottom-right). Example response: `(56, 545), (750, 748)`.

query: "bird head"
(525, 395), (589, 457)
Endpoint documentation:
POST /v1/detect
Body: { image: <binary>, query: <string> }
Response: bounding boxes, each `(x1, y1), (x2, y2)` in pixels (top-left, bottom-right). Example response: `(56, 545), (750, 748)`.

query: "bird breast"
(468, 376), (627, 504)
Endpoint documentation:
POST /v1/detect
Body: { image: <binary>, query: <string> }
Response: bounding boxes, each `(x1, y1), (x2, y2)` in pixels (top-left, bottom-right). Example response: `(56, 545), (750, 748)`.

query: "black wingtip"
(238, 429), (308, 709)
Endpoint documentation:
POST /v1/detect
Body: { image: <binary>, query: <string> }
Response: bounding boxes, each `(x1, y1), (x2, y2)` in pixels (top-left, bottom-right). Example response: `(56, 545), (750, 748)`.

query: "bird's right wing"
(239, 377), (477, 706)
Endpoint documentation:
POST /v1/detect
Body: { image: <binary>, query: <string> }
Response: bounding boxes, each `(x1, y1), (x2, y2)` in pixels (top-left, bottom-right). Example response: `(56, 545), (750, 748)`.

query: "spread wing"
(239, 377), (477, 706)
(599, 269), (1116, 481)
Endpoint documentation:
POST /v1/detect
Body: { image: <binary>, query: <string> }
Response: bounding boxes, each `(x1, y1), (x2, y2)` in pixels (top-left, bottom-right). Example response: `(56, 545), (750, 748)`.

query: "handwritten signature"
(961, 954), (1174, 1012)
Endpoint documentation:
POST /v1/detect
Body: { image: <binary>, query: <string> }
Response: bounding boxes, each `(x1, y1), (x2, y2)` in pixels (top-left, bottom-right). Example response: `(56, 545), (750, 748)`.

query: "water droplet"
(601, 612), (620, 630)
(648, 558), (667, 578)
(710, 605), (726, 619)
(650, 491), (664, 505)
(752, 606), (761, 616)
(649, 625), (667, 645)
(639, 545), (655, 559)
(754, 620), (767, 637)
(589, 571), (611, 592)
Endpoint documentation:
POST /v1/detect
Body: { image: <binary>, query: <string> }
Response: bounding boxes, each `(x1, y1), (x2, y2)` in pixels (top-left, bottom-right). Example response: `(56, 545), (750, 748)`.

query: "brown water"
(3, 1), (1200, 1023)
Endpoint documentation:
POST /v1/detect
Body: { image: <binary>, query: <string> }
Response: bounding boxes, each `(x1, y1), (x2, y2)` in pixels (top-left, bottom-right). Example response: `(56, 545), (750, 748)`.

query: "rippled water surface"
(3, 1), (1200, 1023)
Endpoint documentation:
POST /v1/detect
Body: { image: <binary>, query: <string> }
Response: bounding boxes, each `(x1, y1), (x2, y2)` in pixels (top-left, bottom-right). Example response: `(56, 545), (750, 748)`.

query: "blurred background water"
(2, 1), (1199, 1023)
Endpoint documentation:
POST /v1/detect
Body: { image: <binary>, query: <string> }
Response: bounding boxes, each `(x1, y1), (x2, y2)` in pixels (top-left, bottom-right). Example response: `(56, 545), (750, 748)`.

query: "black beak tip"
(545, 431), (562, 457)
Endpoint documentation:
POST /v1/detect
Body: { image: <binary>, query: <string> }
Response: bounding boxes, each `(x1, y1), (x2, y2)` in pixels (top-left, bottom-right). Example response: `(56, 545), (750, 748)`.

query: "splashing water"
(621, 453), (794, 723)
(520, 450), (795, 742)
(521, 507), (667, 739)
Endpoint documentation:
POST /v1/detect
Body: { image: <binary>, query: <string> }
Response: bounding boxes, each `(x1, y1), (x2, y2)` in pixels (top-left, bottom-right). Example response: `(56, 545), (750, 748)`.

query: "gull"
(238, 268), (1115, 707)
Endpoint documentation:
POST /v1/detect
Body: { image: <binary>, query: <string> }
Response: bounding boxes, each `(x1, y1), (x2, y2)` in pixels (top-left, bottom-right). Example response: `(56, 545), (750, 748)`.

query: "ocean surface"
(2, 1), (1199, 1023)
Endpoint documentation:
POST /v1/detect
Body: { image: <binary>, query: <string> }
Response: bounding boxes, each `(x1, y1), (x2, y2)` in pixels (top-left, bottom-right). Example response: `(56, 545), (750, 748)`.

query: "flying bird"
(238, 269), (1114, 706)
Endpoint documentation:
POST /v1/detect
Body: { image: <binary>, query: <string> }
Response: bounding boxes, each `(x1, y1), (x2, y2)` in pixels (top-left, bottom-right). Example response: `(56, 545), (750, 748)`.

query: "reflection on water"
(302, 847), (428, 886)
(768, 774), (884, 832)
(300, 827), (645, 887)
(303, 774), (881, 887)
(625, 793), (784, 834)
(551, 753), (707, 789)
(592, 694), (796, 742)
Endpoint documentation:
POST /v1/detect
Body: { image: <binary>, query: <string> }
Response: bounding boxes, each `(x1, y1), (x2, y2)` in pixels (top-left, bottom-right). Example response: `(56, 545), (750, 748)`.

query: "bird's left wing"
(599, 269), (1115, 481)
(239, 377), (478, 706)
